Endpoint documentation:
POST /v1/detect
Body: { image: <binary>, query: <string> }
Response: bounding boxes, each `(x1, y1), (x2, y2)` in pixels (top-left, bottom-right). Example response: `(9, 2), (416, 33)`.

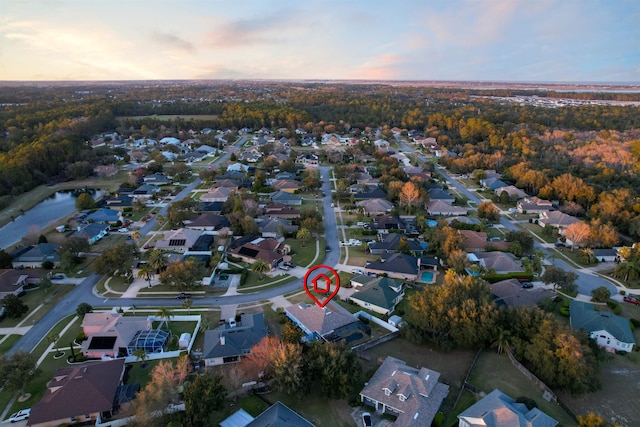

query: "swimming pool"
(425, 219), (438, 228)
(421, 271), (434, 282)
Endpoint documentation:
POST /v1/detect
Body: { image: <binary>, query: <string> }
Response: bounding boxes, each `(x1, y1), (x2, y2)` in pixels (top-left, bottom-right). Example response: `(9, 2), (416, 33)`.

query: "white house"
(570, 301), (635, 352)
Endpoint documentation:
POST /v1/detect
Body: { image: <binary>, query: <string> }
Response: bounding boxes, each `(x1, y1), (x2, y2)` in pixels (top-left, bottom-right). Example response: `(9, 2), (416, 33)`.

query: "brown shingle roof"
(29, 359), (125, 426)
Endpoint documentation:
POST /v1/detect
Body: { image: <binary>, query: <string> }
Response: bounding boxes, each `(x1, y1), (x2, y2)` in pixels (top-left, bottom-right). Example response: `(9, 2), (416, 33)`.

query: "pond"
(0, 189), (103, 249)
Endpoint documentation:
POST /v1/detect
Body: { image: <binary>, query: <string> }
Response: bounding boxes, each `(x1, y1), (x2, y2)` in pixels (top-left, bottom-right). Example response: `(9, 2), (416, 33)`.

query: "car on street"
(175, 293), (192, 299)
(8, 408), (31, 423)
(325, 246), (331, 252)
(624, 295), (640, 305)
(362, 412), (372, 427)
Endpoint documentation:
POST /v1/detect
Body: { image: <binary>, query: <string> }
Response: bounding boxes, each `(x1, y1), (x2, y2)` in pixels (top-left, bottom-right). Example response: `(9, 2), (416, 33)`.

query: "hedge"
(481, 272), (533, 283)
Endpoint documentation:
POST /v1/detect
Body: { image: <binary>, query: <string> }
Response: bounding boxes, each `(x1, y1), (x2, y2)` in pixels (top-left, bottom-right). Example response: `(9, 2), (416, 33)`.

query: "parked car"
(362, 412), (372, 427)
(8, 408), (31, 423)
(52, 274), (65, 280)
(521, 282), (534, 289)
(325, 246), (331, 252)
(555, 241), (567, 247)
(624, 295), (640, 305)
(279, 265), (291, 271)
(175, 293), (192, 299)
(118, 228), (129, 233)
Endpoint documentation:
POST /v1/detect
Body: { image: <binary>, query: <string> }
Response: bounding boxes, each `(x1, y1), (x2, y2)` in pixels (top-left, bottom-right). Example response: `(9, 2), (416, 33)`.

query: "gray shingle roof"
(458, 389), (558, 427)
(360, 356), (449, 427)
(366, 253), (419, 275)
(350, 276), (404, 311)
(203, 313), (268, 360)
(570, 301), (635, 344)
(285, 302), (357, 337)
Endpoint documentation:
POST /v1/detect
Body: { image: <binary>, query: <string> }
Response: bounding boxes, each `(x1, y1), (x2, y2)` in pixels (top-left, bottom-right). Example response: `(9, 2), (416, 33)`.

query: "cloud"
(151, 32), (195, 52)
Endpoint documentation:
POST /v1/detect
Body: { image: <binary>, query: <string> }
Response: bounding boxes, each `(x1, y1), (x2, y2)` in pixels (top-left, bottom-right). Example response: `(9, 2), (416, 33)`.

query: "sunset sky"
(1, 0), (638, 82)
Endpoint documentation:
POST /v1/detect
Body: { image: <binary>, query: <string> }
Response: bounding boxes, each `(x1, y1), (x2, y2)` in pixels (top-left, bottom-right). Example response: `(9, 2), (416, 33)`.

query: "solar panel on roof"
(88, 336), (117, 350)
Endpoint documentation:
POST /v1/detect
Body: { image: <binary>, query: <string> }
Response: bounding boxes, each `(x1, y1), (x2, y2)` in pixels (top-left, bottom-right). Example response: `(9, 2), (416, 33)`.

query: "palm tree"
(251, 259), (271, 281)
(579, 248), (596, 265)
(147, 249), (166, 273)
(492, 327), (512, 355)
(155, 307), (173, 330)
(132, 348), (148, 368)
(614, 261), (640, 283)
(137, 263), (155, 288)
(296, 227), (311, 248)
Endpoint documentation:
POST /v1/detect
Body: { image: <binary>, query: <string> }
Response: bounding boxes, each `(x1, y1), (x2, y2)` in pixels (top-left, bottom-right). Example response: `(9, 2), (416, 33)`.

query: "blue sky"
(1, 0), (638, 82)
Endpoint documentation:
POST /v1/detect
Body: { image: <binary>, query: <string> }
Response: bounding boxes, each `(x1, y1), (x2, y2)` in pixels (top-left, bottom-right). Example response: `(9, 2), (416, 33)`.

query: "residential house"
(200, 187), (234, 203)
(570, 301), (635, 352)
(285, 302), (361, 342)
(490, 279), (555, 308)
(201, 201), (224, 214)
(10, 243), (61, 268)
(360, 356), (449, 427)
(538, 211), (581, 232)
(365, 253), (420, 281)
(373, 215), (406, 232)
(202, 313), (268, 366)
(368, 233), (426, 256)
(274, 171), (297, 180)
(182, 151), (207, 163)
(263, 203), (301, 219)
(183, 213), (231, 231)
(459, 230), (510, 253)
(227, 163), (250, 173)
(495, 185), (528, 200)
(195, 144), (217, 155)
(593, 248), (618, 263)
(0, 269), (49, 298)
(374, 139), (390, 149)
(103, 194), (136, 210)
(28, 359), (127, 427)
(143, 173), (172, 185)
(271, 179), (302, 193)
(155, 228), (203, 253)
(270, 191), (303, 206)
(354, 187), (388, 200)
(258, 218), (298, 239)
(296, 153), (319, 166)
(426, 200), (469, 216)
(517, 196), (553, 214)
(357, 198), (394, 215)
(458, 389), (558, 427)
(80, 313), (153, 358)
(228, 237), (288, 270)
(349, 275), (405, 315)
(212, 179), (240, 190)
(221, 402), (314, 427)
(132, 184), (160, 199)
(469, 252), (524, 274)
(160, 137), (181, 145)
(428, 188), (455, 204)
(84, 208), (122, 225)
(481, 177), (508, 191)
(71, 223), (110, 245)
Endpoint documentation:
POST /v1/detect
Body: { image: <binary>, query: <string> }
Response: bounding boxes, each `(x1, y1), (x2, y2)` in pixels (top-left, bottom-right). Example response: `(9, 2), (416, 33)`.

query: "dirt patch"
(557, 353), (640, 426)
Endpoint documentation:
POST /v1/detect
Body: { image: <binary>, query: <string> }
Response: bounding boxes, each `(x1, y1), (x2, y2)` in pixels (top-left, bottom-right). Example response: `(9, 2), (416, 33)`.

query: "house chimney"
(220, 335), (225, 345)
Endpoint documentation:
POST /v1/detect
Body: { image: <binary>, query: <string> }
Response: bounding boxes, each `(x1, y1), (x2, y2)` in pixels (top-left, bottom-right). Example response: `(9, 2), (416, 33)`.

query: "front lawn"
(285, 238), (319, 267)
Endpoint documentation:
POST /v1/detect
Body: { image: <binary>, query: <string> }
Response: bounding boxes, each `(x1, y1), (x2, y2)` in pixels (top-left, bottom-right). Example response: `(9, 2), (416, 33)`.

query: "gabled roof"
(285, 302), (357, 337)
(473, 252), (524, 274)
(259, 217), (298, 234)
(270, 191), (303, 202)
(203, 313), (268, 360)
(427, 200), (468, 215)
(570, 301), (635, 344)
(540, 211), (581, 227)
(366, 253), (419, 275)
(84, 208), (120, 223)
(458, 389), (558, 427)
(29, 359), (125, 426)
(428, 188), (455, 201)
(73, 223), (110, 240)
(271, 179), (302, 190)
(374, 215), (406, 230)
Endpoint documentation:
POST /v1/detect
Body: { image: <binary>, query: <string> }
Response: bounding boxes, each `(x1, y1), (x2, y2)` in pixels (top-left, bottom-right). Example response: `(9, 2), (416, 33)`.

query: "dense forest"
(1, 82), (639, 236)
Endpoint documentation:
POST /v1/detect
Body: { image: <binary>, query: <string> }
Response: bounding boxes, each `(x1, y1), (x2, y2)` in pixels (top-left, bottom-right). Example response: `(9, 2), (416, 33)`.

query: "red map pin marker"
(303, 265), (341, 308)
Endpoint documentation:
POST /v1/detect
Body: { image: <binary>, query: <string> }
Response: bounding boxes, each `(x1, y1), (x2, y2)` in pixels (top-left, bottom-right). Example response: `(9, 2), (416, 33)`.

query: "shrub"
(431, 412), (445, 427)
(559, 307), (570, 317)
(516, 396), (538, 410)
(620, 290), (626, 295)
(614, 305), (623, 315)
(41, 261), (54, 269)
(630, 318), (640, 328)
